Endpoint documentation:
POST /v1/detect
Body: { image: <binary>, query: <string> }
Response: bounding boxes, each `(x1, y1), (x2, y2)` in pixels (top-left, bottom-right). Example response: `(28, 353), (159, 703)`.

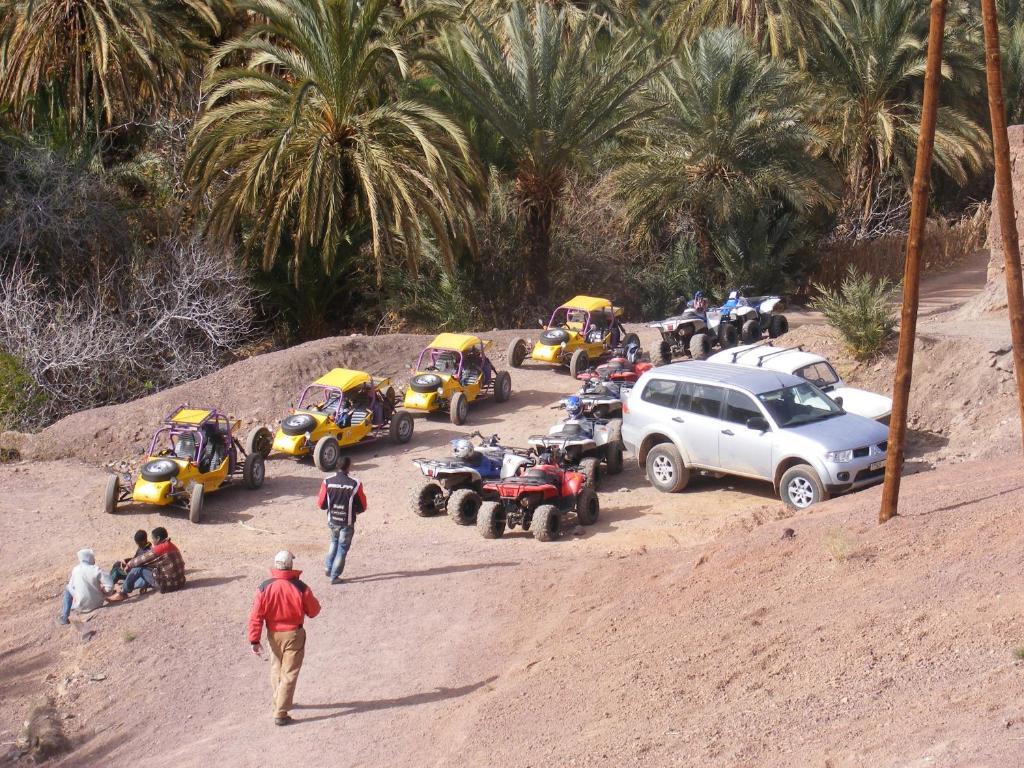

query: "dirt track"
(3, 260), (1023, 767)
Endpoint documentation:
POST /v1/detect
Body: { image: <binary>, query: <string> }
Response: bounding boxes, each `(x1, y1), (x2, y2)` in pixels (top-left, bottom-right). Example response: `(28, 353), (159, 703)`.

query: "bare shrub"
(0, 239), (255, 429)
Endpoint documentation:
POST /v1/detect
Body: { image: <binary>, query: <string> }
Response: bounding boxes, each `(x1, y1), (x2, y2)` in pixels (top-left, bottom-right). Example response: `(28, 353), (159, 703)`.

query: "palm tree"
(609, 28), (835, 263)
(657, 0), (818, 60)
(187, 0), (477, 284)
(996, 0), (1024, 124)
(0, 0), (221, 137)
(430, 2), (661, 297)
(809, 0), (989, 223)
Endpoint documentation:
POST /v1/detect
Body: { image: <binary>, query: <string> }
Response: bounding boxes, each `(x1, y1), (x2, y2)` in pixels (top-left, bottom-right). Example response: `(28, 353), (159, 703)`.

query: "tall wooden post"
(879, 0), (948, 523)
(980, 0), (1024, 452)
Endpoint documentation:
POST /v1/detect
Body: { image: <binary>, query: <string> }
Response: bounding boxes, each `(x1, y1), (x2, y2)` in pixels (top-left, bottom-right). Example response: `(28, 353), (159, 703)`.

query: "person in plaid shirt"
(109, 526), (185, 600)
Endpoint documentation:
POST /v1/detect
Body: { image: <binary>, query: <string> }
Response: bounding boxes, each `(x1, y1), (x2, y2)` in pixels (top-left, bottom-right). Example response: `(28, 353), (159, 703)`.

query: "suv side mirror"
(746, 416), (769, 432)
(833, 396), (844, 409)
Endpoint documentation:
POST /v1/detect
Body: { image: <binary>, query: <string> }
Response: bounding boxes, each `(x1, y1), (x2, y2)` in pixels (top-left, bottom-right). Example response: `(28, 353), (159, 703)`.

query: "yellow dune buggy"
(245, 368), (414, 472)
(103, 406), (266, 524)
(402, 333), (512, 425)
(507, 295), (639, 378)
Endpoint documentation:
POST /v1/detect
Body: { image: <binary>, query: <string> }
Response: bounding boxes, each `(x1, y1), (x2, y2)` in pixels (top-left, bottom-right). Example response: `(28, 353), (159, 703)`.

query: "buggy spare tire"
(540, 328), (569, 345)
(281, 413), (317, 436)
(140, 459), (180, 482)
(410, 373), (443, 393)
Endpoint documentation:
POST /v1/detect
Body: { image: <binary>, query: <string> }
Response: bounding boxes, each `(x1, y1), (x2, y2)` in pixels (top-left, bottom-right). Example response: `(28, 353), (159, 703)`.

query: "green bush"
(0, 352), (45, 431)
(811, 267), (898, 360)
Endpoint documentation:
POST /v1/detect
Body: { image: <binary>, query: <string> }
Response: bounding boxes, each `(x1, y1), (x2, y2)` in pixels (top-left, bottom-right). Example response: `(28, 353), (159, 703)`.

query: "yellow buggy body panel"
(314, 368), (372, 391)
(427, 332), (486, 353)
(131, 455), (229, 505)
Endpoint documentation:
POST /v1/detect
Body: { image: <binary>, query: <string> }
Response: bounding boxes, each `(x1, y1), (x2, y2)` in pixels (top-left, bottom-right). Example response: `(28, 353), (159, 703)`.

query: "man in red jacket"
(248, 550), (321, 725)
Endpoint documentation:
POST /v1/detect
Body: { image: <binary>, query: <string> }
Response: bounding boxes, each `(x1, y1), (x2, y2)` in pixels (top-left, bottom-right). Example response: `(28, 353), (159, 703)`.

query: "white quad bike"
(718, 289), (790, 344)
(529, 406), (624, 490)
(411, 432), (533, 525)
(649, 306), (736, 364)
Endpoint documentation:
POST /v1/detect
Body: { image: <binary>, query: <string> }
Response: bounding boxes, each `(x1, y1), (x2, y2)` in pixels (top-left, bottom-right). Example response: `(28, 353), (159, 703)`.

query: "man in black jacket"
(316, 457), (367, 585)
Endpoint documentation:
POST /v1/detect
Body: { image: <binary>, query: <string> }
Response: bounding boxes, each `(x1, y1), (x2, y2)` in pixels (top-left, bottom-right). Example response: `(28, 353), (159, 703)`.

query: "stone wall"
(986, 124), (1024, 282)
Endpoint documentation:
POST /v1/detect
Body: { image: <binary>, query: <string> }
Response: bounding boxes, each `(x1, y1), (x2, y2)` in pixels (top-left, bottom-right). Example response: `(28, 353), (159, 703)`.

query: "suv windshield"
(757, 383), (843, 428)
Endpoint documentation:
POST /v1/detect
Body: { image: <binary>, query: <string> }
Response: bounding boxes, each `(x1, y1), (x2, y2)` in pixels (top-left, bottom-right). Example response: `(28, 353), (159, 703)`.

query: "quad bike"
(103, 406), (266, 524)
(247, 368), (413, 472)
(477, 448), (599, 541)
(410, 432), (533, 525)
(565, 377), (634, 419)
(717, 288), (790, 343)
(507, 295), (639, 378)
(528, 398), (624, 489)
(402, 333), (512, 425)
(649, 297), (737, 365)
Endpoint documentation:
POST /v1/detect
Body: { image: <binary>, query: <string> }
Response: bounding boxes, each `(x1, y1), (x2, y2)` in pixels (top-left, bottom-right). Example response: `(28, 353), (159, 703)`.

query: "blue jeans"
(123, 567), (156, 594)
(59, 588), (73, 623)
(325, 526), (354, 579)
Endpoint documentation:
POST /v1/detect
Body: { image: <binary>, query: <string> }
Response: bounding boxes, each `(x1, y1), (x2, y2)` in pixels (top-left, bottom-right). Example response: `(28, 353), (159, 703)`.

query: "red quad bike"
(477, 450), (599, 542)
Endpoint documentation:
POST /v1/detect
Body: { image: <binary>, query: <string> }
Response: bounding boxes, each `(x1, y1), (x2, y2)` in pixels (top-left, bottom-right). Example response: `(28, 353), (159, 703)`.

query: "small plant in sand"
(823, 528), (854, 563)
(812, 267), (897, 361)
(1013, 646), (1024, 661)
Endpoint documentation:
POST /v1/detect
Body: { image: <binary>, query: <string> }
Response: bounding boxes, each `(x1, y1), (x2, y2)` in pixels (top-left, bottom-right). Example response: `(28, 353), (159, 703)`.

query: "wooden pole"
(878, 0), (947, 523)
(980, 0), (1024, 452)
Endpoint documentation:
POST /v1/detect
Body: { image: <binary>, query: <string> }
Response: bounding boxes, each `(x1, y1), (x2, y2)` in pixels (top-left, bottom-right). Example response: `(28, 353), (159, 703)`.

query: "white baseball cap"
(273, 550), (294, 569)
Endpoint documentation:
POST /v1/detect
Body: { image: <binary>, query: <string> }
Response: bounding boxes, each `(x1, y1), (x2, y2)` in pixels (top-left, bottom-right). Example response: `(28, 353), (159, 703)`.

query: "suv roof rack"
(754, 345), (805, 367)
(729, 340), (771, 363)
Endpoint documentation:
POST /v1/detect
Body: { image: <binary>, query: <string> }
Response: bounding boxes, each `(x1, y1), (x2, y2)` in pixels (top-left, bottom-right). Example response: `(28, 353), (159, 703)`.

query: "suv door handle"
(721, 429), (734, 436)
(672, 416), (684, 423)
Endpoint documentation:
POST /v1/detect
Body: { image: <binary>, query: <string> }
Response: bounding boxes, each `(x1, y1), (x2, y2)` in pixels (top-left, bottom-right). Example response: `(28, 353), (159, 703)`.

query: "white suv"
(621, 362), (890, 508)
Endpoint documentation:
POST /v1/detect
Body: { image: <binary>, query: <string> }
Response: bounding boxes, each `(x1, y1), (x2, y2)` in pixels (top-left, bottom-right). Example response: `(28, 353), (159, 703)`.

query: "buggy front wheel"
(189, 483), (205, 524)
(494, 371), (512, 403)
(389, 410), (414, 444)
(104, 475), (119, 514)
(450, 392), (469, 425)
(242, 453), (266, 489)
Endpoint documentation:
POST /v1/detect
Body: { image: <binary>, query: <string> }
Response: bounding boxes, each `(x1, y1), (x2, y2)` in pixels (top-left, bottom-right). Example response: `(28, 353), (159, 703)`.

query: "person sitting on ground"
(109, 529), (151, 585)
(59, 549), (112, 626)
(109, 526), (186, 601)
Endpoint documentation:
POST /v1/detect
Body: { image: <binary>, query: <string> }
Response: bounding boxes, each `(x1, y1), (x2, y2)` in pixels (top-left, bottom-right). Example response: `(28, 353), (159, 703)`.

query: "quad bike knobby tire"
(242, 453), (266, 489)
(313, 436), (340, 472)
(507, 338), (527, 368)
(689, 333), (711, 360)
(656, 341), (672, 366)
(605, 442), (624, 475)
(389, 410), (414, 444)
(245, 427), (273, 458)
(719, 322), (739, 349)
(769, 314), (789, 339)
(447, 487), (482, 525)
(494, 371), (512, 403)
(579, 456), (602, 490)
(569, 349), (589, 379)
(576, 486), (600, 526)
(450, 392), (469, 425)
(532, 504), (561, 542)
(189, 483), (205, 524)
(477, 501), (505, 539)
(104, 475), (119, 514)
(741, 319), (760, 343)
(412, 480), (445, 517)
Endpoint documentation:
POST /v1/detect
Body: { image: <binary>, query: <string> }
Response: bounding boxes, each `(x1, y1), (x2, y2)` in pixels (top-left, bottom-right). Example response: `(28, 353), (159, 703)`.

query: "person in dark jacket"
(248, 550), (321, 725)
(110, 529), (151, 585)
(317, 457), (367, 585)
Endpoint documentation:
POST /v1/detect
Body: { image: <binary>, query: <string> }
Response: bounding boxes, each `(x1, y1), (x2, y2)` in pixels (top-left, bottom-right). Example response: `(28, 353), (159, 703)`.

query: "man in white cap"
(59, 549), (111, 625)
(247, 550), (321, 725)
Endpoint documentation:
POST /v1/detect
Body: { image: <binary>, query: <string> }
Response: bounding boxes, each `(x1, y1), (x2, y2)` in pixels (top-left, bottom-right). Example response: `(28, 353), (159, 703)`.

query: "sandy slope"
(3, 260), (1023, 766)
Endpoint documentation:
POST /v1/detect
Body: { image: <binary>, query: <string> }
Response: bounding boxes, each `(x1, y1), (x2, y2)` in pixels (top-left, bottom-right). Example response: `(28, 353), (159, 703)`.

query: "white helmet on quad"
(451, 438), (473, 460)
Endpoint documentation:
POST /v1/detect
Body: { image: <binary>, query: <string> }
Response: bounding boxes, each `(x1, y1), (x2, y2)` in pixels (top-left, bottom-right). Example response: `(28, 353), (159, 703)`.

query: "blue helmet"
(694, 290), (704, 301)
(565, 395), (583, 419)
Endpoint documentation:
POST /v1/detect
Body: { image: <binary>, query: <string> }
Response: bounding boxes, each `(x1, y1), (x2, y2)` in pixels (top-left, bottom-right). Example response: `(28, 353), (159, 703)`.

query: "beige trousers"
(267, 627), (306, 718)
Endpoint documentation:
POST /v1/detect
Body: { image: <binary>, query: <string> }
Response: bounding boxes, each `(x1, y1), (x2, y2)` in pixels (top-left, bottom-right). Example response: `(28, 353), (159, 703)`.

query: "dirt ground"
(3, 257), (1023, 767)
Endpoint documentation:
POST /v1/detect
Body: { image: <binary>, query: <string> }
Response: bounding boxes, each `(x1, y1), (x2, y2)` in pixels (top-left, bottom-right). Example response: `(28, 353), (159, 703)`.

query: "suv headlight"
(826, 449), (854, 463)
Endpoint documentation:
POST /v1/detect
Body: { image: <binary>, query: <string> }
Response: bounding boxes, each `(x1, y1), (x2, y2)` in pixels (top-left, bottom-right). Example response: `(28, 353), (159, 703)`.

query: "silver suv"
(621, 362), (890, 508)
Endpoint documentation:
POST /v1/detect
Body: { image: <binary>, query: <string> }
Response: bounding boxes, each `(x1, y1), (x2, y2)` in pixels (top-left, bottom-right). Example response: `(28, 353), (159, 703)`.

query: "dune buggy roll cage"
(146, 407), (232, 468)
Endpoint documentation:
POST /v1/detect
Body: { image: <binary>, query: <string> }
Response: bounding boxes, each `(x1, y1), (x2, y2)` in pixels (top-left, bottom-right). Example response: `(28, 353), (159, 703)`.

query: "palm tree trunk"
(523, 201), (553, 299)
